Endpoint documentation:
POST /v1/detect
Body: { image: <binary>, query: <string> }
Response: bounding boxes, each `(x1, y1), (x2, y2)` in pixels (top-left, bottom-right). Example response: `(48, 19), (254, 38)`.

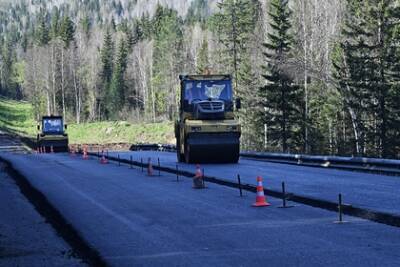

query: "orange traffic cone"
(100, 151), (108, 164)
(252, 176), (270, 207)
(82, 146), (89, 160)
(193, 164), (205, 189)
(147, 158), (153, 176)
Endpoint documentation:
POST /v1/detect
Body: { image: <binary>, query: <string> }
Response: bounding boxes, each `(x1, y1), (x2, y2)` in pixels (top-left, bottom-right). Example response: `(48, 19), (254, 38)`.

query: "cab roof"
(179, 74), (231, 81)
(41, 115), (63, 120)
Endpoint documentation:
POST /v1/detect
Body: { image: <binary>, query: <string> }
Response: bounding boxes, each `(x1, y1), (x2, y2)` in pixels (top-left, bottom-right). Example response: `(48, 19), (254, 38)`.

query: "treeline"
(0, 0), (399, 158)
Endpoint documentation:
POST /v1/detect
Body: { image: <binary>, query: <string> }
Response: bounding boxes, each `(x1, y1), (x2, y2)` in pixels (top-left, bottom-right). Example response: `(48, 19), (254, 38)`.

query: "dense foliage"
(0, 0), (399, 158)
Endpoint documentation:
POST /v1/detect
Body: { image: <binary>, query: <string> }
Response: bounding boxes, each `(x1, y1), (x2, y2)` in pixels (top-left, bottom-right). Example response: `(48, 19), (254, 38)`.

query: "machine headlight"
(191, 126), (202, 132)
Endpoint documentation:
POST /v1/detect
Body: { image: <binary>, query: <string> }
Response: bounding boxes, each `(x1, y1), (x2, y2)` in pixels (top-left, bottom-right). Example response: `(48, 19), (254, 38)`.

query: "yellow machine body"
(175, 74), (241, 163)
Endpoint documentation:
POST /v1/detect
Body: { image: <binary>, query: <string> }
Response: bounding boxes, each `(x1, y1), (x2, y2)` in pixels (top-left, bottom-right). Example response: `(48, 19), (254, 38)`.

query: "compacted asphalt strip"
(0, 161), (86, 267)
(0, 152), (400, 266)
(107, 151), (400, 215)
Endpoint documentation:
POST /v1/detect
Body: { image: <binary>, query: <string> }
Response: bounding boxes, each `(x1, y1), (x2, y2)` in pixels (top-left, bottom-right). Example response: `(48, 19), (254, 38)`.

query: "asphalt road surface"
(109, 150), (400, 215)
(1, 152), (399, 266)
(0, 161), (85, 266)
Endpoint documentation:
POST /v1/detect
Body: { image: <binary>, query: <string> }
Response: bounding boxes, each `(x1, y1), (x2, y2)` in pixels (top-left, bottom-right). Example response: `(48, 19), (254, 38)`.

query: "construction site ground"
(0, 152), (399, 266)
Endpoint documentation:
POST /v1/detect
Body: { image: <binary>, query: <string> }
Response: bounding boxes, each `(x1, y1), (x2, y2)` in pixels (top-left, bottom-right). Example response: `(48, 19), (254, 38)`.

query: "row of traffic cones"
(36, 146), (54, 154)
(70, 148), (270, 208)
(191, 165), (270, 207)
(100, 150), (108, 164)
(68, 145), (89, 159)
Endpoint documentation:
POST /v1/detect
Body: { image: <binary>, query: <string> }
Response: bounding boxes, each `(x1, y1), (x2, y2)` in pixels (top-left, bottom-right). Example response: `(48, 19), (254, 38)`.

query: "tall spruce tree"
(60, 16), (75, 48)
(107, 37), (128, 117)
(152, 5), (183, 117)
(260, 0), (302, 153)
(35, 10), (49, 46)
(50, 7), (60, 39)
(333, 0), (400, 157)
(197, 38), (209, 74)
(100, 29), (114, 84)
(210, 0), (258, 89)
(99, 29), (114, 118)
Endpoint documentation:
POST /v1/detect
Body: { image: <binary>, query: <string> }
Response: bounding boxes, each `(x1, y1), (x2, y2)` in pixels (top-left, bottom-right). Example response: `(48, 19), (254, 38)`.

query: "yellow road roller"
(175, 74), (241, 163)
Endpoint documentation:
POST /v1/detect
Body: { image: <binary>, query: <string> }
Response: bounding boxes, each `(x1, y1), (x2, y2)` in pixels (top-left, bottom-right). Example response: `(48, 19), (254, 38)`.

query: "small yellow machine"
(37, 115), (68, 152)
(175, 74), (241, 163)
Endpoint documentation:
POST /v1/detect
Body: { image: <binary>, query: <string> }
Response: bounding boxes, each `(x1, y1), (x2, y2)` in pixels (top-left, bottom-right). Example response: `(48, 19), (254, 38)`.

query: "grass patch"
(0, 98), (175, 144)
(0, 98), (37, 136)
(68, 121), (174, 145)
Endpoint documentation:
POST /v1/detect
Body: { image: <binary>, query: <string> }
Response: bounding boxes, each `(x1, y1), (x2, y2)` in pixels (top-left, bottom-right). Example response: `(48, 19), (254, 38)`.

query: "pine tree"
(260, 0), (302, 153)
(107, 37), (128, 116)
(1, 39), (16, 97)
(210, 0), (258, 89)
(139, 12), (152, 39)
(50, 6), (60, 39)
(334, 0), (400, 157)
(35, 10), (49, 46)
(151, 6), (184, 117)
(99, 29), (115, 118)
(100, 29), (114, 84)
(197, 38), (209, 74)
(60, 16), (75, 48)
(80, 15), (91, 39)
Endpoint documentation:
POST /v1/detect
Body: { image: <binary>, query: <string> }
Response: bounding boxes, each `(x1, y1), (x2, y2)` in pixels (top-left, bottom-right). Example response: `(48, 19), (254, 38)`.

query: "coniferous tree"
(99, 29), (114, 117)
(260, 0), (302, 153)
(333, 0), (400, 157)
(108, 37), (128, 117)
(197, 38), (209, 74)
(100, 29), (114, 84)
(151, 5), (184, 117)
(50, 7), (60, 39)
(80, 15), (91, 39)
(210, 0), (258, 89)
(60, 16), (75, 48)
(35, 10), (49, 46)
(0, 39), (16, 97)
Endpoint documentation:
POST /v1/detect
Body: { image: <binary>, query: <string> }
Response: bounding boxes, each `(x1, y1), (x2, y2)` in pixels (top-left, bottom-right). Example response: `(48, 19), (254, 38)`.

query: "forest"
(0, 0), (399, 158)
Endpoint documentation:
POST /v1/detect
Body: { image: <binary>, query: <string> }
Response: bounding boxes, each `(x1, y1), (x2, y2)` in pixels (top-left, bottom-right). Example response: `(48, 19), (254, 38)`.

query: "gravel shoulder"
(0, 162), (86, 267)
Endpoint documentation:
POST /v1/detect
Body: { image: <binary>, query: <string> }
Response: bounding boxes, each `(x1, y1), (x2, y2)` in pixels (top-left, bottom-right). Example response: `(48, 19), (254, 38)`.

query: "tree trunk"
(61, 47), (66, 119)
(51, 42), (57, 115)
(301, 0), (309, 154)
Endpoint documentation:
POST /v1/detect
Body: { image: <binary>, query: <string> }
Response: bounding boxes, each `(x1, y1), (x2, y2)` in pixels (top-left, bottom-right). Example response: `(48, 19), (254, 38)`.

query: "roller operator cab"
(175, 74), (241, 163)
(37, 115), (69, 152)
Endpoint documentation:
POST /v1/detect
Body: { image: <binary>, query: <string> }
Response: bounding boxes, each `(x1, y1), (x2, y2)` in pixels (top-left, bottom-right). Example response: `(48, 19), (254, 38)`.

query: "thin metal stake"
(130, 155), (133, 169)
(282, 182), (287, 208)
(176, 165), (179, 182)
(278, 181), (293, 208)
(237, 174), (243, 197)
(158, 158), (161, 176)
(202, 168), (205, 188)
(338, 193), (343, 222)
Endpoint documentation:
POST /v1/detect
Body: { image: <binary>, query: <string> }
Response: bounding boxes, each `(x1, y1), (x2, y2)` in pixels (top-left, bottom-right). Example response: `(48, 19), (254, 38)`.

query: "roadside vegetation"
(0, 98), (174, 144)
(1, 1), (400, 158)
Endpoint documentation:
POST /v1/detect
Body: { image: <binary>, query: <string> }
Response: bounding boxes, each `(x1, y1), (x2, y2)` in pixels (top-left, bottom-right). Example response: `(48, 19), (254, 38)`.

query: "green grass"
(0, 98), (37, 136)
(0, 98), (175, 144)
(68, 121), (175, 145)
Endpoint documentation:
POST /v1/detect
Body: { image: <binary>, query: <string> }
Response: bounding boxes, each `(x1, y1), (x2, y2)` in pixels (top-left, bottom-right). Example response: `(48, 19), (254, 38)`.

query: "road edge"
(0, 156), (108, 267)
